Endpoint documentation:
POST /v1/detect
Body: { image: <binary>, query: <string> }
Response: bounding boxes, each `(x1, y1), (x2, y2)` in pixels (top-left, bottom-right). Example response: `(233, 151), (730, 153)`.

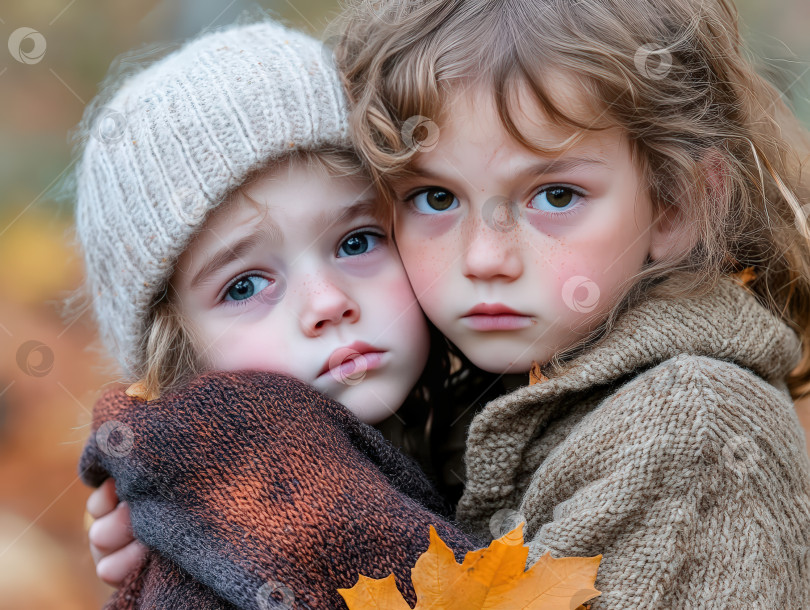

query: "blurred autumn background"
(0, 0), (808, 608)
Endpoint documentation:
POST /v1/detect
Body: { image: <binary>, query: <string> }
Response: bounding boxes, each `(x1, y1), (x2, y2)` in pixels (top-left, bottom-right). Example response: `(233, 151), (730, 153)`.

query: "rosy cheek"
(381, 270), (419, 304)
(201, 324), (286, 373)
(543, 244), (612, 318)
(394, 212), (458, 289)
(401, 260), (436, 299)
(396, 237), (448, 296)
(548, 243), (648, 330)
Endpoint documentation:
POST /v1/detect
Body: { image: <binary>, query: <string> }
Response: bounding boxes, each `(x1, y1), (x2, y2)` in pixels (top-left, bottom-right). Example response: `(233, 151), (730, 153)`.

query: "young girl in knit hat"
(87, 1), (810, 608)
(74, 18), (436, 426)
(77, 17), (491, 608)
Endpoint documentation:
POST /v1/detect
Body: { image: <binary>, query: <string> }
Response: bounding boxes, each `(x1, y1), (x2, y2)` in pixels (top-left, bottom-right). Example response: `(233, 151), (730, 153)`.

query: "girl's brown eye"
(426, 189), (454, 210)
(529, 186), (582, 213)
(412, 188), (459, 214)
(546, 187), (573, 208)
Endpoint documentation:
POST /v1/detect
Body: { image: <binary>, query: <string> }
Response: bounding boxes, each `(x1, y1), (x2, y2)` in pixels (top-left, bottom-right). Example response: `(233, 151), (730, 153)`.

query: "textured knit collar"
(539, 275), (802, 393)
(460, 276), (802, 499)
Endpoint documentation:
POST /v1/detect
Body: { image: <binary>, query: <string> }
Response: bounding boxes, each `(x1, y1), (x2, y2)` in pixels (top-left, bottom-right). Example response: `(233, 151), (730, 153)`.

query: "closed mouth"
(318, 341), (387, 378)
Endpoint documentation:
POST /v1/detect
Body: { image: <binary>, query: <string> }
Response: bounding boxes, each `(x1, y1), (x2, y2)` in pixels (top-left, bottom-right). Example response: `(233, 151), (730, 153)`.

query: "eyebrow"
(409, 156), (608, 183)
(311, 198), (381, 234)
(189, 198), (382, 290)
(190, 228), (280, 289)
(514, 156), (609, 177)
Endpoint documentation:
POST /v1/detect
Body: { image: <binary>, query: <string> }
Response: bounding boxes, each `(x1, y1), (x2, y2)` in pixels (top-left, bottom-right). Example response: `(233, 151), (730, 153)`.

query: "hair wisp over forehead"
(337, 0), (810, 396)
(339, 0), (754, 165)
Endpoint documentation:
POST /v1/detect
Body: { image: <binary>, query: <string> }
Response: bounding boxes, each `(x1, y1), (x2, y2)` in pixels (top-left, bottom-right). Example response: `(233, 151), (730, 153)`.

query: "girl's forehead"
(395, 80), (620, 180)
(439, 76), (609, 136)
(223, 169), (378, 226)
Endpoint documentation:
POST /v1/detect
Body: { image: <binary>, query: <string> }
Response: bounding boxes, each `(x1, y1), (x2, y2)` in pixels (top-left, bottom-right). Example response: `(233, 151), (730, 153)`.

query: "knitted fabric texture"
(79, 371), (481, 609)
(74, 21), (350, 379)
(456, 276), (810, 608)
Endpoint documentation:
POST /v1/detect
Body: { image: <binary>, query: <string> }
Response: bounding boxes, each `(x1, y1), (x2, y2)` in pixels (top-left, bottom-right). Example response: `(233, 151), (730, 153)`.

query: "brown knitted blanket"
(79, 371), (482, 609)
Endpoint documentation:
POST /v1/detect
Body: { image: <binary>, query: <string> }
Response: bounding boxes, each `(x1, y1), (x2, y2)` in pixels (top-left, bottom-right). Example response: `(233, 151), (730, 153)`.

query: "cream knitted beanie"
(75, 20), (350, 379)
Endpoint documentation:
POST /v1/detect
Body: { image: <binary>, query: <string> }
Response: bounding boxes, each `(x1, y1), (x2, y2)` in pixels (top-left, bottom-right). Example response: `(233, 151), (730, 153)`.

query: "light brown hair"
(335, 0), (810, 397)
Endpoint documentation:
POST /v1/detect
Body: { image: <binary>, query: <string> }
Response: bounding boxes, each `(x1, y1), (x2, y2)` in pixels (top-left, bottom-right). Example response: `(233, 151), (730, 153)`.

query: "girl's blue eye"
(225, 275), (272, 301)
(411, 188), (459, 214)
(529, 186), (583, 213)
(337, 230), (384, 257)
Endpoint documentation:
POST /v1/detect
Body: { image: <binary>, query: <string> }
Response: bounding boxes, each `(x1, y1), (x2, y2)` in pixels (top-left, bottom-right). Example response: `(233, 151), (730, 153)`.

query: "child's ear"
(648, 149), (724, 261)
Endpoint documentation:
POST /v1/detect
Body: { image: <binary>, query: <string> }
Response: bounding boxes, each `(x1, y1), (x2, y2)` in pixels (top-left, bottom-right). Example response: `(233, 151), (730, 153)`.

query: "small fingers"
(96, 539), (148, 589)
(88, 501), (134, 555)
(86, 478), (119, 519)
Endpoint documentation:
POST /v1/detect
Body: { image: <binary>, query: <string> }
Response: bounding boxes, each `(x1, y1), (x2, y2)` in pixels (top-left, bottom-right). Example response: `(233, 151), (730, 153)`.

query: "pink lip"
(463, 303), (527, 317)
(317, 341), (387, 379)
(462, 303), (533, 331)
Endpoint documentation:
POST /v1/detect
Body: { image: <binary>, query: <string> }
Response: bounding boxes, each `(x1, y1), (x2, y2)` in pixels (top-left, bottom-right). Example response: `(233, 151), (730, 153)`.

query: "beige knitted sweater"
(456, 277), (810, 608)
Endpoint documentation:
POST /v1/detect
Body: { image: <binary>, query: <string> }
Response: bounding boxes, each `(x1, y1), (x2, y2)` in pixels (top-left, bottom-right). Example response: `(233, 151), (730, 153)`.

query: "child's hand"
(86, 478), (147, 587)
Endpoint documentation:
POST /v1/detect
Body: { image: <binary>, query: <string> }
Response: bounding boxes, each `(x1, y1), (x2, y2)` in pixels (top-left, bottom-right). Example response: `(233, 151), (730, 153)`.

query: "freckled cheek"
(534, 240), (612, 317)
(394, 222), (459, 300)
(543, 234), (645, 318)
(363, 263), (426, 326)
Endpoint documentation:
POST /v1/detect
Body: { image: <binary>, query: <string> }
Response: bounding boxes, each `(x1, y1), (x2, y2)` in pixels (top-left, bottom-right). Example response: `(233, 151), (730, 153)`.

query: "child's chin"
(463, 346), (537, 376)
(332, 381), (407, 426)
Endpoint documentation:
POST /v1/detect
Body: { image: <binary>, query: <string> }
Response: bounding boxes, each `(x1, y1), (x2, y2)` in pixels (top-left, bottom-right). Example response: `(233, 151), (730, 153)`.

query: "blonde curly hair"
(335, 0), (810, 397)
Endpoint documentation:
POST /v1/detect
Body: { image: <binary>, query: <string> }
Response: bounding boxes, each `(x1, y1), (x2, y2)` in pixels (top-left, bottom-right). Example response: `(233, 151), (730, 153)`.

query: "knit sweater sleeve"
(80, 371), (483, 609)
(518, 354), (810, 609)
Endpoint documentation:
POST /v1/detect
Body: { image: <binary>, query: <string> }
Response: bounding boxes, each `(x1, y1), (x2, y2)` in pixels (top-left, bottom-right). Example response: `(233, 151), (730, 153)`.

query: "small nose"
(299, 276), (360, 337)
(461, 209), (523, 281)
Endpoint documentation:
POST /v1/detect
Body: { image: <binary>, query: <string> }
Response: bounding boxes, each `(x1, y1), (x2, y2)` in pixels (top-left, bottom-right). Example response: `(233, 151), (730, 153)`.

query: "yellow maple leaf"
(339, 523), (601, 609)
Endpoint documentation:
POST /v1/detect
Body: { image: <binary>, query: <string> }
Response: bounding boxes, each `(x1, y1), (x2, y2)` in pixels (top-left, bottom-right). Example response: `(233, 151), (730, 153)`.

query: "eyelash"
(217, 228), (388, 309)
(530, 184), (587, 219)
(336, 228), (388, 258)
(219, 272), (274, 309)
(403, 185), (587, 218)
